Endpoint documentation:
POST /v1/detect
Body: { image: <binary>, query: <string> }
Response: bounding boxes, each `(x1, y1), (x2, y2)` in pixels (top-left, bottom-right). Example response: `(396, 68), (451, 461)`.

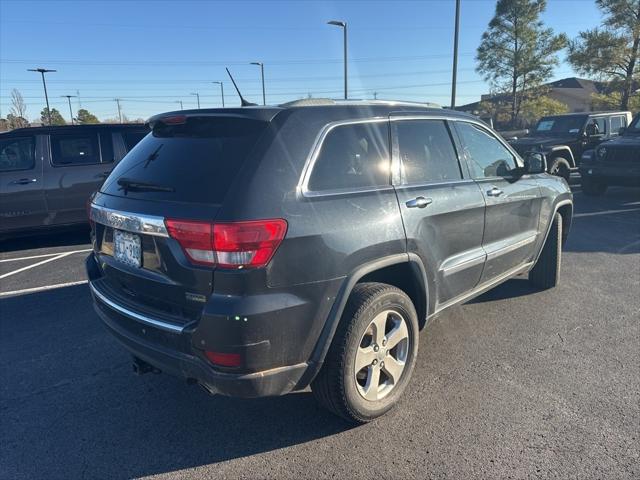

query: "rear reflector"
(165, 218), (287, 269)
(205, 351), (242, 367)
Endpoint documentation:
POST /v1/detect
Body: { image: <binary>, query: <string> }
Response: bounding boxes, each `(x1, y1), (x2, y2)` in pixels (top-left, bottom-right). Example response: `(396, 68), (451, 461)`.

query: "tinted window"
(122, 131), (148, 151)
(0, 137), (35, 172)
(610, 116), (627, 134)
(586, 117), (607, 135)
(101, 116), (268, 204)
(308, 122), (390, 191)
(395, 120), (461, 184)
(51, 133), (100, 165)
(456, 122), (517, 179)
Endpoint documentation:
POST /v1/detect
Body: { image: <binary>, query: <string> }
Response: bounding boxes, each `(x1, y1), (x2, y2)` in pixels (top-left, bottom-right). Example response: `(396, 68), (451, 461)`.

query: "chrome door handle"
(406, 196), (433, 208)
(9, 178), (37, 185)
(487, 186), (503, 197)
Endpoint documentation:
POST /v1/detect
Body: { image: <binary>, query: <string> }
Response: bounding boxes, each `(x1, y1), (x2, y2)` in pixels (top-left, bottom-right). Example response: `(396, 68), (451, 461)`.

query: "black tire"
(548, 157), (571, 183)
(581, 176), (607, 196)
(529, 212), (562, 290)
(311, 282), (419, 424)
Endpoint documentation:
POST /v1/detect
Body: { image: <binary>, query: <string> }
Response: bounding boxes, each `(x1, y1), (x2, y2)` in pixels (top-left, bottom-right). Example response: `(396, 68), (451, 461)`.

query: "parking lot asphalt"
(0, 187), (639, 479)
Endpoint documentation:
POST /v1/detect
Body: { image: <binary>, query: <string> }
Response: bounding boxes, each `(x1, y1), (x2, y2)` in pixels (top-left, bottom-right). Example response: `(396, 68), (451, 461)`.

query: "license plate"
(114, 230), (141, 268)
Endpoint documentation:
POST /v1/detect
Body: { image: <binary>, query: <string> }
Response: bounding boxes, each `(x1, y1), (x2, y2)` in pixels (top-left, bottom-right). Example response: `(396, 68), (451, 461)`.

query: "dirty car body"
(86, 101), (573, 411)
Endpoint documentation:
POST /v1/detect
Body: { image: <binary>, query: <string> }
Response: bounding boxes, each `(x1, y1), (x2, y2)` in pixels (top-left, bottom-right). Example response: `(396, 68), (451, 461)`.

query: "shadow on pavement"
(468, 277), (538, 305)
(0, 226), (91, 253)
(0, 284), (352, 479)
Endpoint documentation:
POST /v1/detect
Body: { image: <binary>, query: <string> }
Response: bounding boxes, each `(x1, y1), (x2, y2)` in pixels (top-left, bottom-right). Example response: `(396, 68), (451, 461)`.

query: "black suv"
(87, 101), (573, 422)
(579, 113), (640, 195)
(509, 111), (632, 181)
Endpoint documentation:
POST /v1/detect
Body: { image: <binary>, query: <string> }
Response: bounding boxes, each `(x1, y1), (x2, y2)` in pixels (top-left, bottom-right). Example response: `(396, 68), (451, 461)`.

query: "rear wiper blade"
(117, 177), (175, 193)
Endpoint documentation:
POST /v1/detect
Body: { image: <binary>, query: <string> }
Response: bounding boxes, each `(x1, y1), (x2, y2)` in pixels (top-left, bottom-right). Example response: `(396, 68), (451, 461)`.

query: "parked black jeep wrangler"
(579, 113), (640, 195)
(509, 111), (632, 182)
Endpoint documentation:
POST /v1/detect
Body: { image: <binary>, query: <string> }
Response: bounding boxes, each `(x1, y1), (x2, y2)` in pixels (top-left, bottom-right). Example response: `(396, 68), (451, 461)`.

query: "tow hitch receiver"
(132, 356), (161, 375)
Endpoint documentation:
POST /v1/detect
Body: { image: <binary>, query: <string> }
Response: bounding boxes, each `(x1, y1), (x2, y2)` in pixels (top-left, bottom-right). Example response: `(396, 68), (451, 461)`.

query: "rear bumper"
(86, 254), (329, 397)
(90, 281), (308, 397)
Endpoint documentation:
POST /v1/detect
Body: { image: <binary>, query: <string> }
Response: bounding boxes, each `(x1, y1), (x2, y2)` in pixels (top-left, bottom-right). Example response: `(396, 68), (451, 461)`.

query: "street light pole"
(327, 21), (347, 99)
(190, 92), (201, 108)
(114, 98), (122, 123)
(62, 95), (76, 124)
(176, 100), (184, 110)
(212, 81), (225, 107)
(450, 0), (461, 109)
(250, 63), (265, 105)
(28, 68), (56, 125)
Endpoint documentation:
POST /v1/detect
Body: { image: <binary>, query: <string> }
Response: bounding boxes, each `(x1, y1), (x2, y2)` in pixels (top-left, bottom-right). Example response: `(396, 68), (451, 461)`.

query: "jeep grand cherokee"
(86, 100), (573, 423)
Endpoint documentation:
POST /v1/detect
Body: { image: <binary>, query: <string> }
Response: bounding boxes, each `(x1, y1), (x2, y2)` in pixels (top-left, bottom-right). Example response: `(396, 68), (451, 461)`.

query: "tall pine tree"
(476, 0), (566, 127)
(568, 0), (640, 110)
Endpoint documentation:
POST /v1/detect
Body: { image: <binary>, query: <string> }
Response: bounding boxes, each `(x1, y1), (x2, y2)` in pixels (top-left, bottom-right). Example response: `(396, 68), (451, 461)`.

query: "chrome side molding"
(90, 204), (168, 237)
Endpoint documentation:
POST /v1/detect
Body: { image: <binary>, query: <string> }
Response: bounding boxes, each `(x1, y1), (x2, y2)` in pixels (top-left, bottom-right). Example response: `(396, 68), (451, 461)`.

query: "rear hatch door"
(91, 113), (272, 327)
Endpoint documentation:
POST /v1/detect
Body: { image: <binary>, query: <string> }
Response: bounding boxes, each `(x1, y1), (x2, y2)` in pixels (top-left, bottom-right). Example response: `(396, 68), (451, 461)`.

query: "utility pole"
(28, 68), (56, 125)
(327, 21), (347, 99)
(450, 0), (461, 109)
(373, 91), (378, 100)
(190, 92), (201, 108)
(62, 95), (76, 124)
(212, 81), (225, 107)
(176, 100), (184, 110)
(250, 62), (266, 105)
(114, 98), (123, 123)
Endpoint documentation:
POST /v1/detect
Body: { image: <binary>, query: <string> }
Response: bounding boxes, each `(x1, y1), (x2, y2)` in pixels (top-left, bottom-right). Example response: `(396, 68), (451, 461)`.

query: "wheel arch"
(534, 199), (573, 264)
(547, 146), (576, 168)
(298, 253), (429, 388)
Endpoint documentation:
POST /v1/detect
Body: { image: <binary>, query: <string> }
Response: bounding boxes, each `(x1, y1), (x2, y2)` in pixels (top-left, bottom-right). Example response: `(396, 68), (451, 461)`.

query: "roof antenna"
(226, 67), (257, 107)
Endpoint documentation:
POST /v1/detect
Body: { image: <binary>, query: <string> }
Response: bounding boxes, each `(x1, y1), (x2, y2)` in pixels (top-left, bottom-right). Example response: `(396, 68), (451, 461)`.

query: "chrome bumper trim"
(90, 204), (168, 237)
(90, 282), (184, 334)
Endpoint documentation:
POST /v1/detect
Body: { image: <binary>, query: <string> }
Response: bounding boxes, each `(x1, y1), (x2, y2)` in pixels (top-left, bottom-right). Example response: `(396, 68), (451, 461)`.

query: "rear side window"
(100, 116), (268, 204)
(308, 122), (390, 191)
(0, 137), (35, 172)
(395, 120), (462, 184)
(455, 122), (517, 179)
(122, 131), (148, 151)
(51, 133), (100, 166)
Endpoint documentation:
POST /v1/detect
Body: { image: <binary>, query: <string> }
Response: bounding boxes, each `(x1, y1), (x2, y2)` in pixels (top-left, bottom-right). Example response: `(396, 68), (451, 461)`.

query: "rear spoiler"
(146, 109), (282, 129)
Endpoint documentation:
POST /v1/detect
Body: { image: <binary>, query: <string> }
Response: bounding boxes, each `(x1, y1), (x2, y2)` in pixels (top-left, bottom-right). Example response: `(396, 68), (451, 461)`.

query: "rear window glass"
(100, 116), (268, 204)
(0, 137), (35, 172)
(308, 122), (390, 191)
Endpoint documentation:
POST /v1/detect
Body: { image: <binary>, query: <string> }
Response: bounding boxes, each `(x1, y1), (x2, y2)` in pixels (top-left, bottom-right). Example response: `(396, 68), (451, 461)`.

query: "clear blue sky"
(0, 0), (602, 122)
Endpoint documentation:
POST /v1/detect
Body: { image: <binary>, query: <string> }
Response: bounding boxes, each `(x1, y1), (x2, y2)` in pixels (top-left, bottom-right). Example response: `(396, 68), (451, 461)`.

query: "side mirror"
(524, 152), (547, 174)
(619, 127), (626, 135)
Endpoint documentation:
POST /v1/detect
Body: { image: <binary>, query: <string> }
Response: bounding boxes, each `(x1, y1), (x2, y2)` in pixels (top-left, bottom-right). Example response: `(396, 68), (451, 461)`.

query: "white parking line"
(0, 280), (88, 298)
(0, 251), (83, 280)
(0, 248), (92, 263)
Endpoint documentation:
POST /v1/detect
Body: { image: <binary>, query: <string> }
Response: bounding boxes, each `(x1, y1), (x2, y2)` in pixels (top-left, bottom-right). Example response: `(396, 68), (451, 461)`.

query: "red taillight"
(165, 219), (215, 266)
(165, 218), (287, 269)
(160, 115), (187, 125)
(214, 219), (287, 268)
(205, 351), (241, 367)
